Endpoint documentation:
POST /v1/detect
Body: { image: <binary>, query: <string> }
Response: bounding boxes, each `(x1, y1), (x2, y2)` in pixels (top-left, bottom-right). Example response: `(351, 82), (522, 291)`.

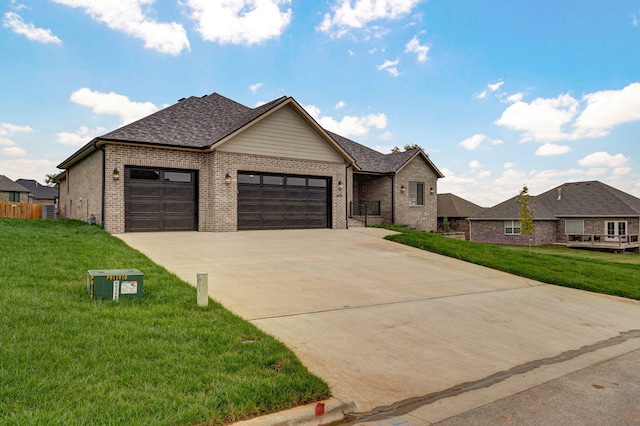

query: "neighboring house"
(16, 179), (59, 204)
(468, 181), (640, 252)
(57, 93), (443, 233)
(437, 193), (486, 239)
(0, 175), (30, 203)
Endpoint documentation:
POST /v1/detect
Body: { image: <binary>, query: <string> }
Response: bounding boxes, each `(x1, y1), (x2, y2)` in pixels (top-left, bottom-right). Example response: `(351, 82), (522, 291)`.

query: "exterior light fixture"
(224, 173), (232, 184)
(400, 185), (405, 193)
(112, 168), (120, 180)
(337, 180), (344, 190)
(430, 187), (434, 195)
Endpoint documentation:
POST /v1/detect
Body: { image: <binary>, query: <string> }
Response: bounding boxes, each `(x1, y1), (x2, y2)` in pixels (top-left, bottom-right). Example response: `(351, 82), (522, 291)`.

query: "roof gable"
(437, 193), (486, 218)
(0, 175), (30, 193)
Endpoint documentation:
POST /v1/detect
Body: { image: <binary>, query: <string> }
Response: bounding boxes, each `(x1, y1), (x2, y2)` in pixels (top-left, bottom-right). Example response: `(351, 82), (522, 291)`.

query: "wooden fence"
(0, 201), (42, 219)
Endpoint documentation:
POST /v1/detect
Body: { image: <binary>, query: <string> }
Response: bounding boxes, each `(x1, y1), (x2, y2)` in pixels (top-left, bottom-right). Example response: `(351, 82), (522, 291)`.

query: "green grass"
(381, 225), (640, 300)
(0, 219), (329, 425)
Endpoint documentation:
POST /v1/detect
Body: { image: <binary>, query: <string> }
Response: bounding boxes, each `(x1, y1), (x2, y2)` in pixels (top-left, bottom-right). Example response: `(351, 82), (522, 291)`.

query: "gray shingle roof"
(0, 175), (30, 193)
(16, 179), (58, 199)
(468, 181), (640, 220)
(437, 193), (486, 218)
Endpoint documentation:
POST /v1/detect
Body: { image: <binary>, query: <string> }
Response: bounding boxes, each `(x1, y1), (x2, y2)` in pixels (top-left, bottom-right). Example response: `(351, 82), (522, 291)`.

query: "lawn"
(0, 219), (329, 425)
(382, 226), (640, 300)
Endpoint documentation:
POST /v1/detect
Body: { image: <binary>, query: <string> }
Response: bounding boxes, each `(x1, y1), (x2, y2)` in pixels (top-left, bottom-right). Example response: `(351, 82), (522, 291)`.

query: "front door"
(605, 221), (627, 242)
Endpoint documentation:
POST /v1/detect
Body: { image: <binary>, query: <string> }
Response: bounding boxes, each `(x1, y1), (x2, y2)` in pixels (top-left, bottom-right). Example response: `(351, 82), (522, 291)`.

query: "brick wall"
(470, 220), (558, 245)
(556, 217), (640, 242)
(394, 158), (439, 231)
(0, 191), (29, 202)
(438, 217), (471, 240)
(353, 174), (392, 223)
(58, 150), (103, 225)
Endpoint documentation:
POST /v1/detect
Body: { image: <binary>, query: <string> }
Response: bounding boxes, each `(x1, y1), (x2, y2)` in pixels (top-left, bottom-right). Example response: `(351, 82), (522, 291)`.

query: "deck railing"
(567, 234), (639, 248)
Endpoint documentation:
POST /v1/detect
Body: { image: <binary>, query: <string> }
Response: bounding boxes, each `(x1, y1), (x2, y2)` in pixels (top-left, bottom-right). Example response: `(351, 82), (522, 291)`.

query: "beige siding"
(217, 106), (343, 162)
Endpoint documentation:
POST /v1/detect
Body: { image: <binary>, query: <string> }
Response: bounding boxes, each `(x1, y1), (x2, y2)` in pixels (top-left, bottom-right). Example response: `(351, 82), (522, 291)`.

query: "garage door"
(237, 172), (330, 230)
(124, 167), (197, 232)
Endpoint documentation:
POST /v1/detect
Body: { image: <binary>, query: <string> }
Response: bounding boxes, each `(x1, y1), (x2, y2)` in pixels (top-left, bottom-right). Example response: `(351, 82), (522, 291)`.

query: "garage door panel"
(163, 218), (195, 231)
(164, 202), (194, 214)
(128, 202), (161, 214)
(163, 187), (193, 198)
(127, 218), (161, 231)
(129, 186), (161, 197)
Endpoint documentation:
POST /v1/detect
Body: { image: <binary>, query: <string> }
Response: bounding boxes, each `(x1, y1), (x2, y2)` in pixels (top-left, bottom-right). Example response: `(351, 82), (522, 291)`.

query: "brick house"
(16, 179), (59, 204)
(437, 193), (486, 240)
(0, 175), (30, 203)
(57, 93), (443, 233)
(468, 181), (640, 251)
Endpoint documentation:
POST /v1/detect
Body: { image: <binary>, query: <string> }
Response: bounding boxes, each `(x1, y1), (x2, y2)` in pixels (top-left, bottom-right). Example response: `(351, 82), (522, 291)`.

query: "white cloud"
(52, 0), (189, 55)
(305, 104), (387, 138)
(379, 130), (393, 140)
(0, 137), (15, 146)
(348, 49), (355, 56)
(578, 151), (629, 167)
(469, 160), (481, 169)
(187, 0), (291, 45)
(319, 0), (424, 37)
(477, 170), (491, 178)
(335, 100), (346, 109)
(0, 122), (33, 136)
(495, 93), (579, 142)
(535, 143), (571, 156)
(249, 82), (263, 93)
(459, 133), (503, 150)
(70, 88), (158, 125)
(3, 12), (62, 44)
(1, 146), (27, 157)
(504, 162), (516, 168)
(585, 168), (607, 176)
(56, 126), (105, 146)
(573, 82), (640, 138)
(488, 81), (504, 92)
(613, 167), (631, 176)
(377, 58), (399, 76)
(474, 81), (504, 100)
(0, 158), (56, 183)
(632, 12), (639, 27)
(506, 92), (524, 103)
(405, 35), (429, 62)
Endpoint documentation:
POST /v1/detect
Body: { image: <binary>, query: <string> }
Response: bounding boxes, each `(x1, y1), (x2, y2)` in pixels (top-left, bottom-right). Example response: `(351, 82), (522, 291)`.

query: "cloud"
(578, 151), (629, 167)
(335, 100), (346, 109)
(506, 92), (524, 103)
(377, 58), (399, 76)
(488, 81), (504, 92)
(495, 93), (579, 142)
(319, 0), (424, 37)
(405, 35), (429, 62)
(187, 0), (291, 45)
(305, 104), (387, 138)
(0, 137), (15, 146)
(1, 146), (27, 157)
(70, 88), (158, 125)
(573, 82), (640, 138)
(0, 158), (56, 182)
(474, 80), (504, 100)
(459, 133), (503, 150)
(535, 143), (571, 156)
(249, 83), (263, 93)
(613, 167), (631, 176)
(56, 125), (106, 146)
(0, 122), (33, 136)
(632, 12), (639, 27)
(504, 162), (516, 168)
(3, 12), (62, 44)
(469, 160), (482, 169)
(52, 0), (189, 55)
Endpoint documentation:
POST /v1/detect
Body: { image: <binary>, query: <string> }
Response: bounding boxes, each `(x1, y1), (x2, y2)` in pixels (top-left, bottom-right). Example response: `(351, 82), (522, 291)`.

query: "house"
(0, 175), (30, 203)
(468, 181), (640, 252)
(16, 179), (59, 204)
(57, 93), (443, 233)
(437, 193), (486, 239)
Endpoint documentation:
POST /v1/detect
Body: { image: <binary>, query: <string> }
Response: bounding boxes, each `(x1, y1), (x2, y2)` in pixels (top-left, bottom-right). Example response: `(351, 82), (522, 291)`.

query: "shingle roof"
(16, 179), (59, 199)
(437, 193), (486, 218)
(468, 181), (640, 220)
(0, 175), (30, 193)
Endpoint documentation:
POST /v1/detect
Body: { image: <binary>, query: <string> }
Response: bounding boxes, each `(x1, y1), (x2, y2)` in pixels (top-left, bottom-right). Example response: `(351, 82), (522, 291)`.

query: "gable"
(216, 105), (343, 162)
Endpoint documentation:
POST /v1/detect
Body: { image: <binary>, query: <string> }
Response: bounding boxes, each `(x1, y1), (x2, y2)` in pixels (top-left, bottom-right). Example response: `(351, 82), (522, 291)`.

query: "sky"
(1, 0), (640, 207)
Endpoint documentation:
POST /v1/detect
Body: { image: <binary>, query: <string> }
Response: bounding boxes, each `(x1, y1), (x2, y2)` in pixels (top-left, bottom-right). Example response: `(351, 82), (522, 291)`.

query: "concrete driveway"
(117, 228), (640, 421)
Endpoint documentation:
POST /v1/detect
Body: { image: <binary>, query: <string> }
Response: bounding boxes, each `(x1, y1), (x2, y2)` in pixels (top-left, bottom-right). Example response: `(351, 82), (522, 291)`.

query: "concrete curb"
(233, 398), (357, 426)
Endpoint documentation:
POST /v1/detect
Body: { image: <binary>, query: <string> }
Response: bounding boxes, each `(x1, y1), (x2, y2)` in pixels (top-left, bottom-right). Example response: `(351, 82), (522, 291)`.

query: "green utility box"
(87, 269), (143, 300)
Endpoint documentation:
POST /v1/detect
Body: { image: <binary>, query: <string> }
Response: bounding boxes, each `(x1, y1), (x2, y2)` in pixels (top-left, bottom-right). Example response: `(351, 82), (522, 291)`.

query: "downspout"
(345, 164), (352, 229)
(391, 173), (395, 225)
(93, 140), (106, 228)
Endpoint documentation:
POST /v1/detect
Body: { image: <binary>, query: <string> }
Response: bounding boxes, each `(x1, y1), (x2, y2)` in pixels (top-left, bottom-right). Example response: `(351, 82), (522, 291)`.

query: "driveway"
(117, 228), (640, 419)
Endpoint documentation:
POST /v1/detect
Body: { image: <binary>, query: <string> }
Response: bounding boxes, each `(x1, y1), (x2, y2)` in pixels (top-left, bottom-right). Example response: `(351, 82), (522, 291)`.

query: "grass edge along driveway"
(383, 226), (640, 300)
(0, 219), (329, 425)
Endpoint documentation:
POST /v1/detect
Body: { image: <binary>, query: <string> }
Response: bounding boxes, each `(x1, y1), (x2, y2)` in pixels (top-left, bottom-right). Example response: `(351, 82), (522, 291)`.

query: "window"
(504, 220), (521, 235)
(565, 220), (584, 235)
(263, 176), (284, 185)
(409, 182), (424, 206)
(9, 192), (20, 202)
(163, 171), (191, 183)
(286, 177), (306, 186)
(308, 178), (327, 187)
(130, 169), (159, 180)
(238, 174), (260, 184)
(606, 221), (627, 236)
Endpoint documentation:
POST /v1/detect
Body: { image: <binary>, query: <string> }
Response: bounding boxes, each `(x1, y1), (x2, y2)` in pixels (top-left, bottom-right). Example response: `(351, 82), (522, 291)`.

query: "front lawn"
(382, 226), (640, 300)
(0, 219), (329, 425)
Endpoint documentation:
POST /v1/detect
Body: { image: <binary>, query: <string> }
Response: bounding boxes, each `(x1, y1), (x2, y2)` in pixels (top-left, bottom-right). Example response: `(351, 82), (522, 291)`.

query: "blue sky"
(2, 0), (640, 206)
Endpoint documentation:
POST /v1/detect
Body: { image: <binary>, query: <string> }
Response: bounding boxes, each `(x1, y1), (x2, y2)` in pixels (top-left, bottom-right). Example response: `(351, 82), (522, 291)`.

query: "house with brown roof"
(57, 93), (443, 233)
(467, 181), (640, 252)
(437, 193), (486, 239)
(0, 175), (30, 203)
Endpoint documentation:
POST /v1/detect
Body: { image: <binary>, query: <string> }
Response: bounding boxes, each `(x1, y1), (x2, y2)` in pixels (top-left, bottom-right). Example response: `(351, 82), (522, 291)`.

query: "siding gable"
(217, 105), (343, 162)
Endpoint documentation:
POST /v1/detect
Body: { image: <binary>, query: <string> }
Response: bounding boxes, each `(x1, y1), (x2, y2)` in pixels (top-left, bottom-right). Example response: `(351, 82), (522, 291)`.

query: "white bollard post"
(197, 273), (208, 307)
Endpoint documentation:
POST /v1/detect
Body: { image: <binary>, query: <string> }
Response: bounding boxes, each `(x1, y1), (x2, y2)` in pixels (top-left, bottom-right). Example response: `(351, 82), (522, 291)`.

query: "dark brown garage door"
(237, 172), (330, 230)
(125, 167), (197, 232)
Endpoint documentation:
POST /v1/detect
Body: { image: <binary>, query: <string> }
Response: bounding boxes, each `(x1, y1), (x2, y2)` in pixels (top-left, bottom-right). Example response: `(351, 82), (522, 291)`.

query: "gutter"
(345, 164), (352, 229)
(93, 140), (106, 228)
(391, 173), (395, 225)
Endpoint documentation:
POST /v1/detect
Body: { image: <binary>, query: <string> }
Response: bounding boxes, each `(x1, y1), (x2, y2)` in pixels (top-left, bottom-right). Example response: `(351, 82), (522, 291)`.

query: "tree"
(515, 185), (535, 250)
(390, 143), (424, 153)
(45, 172), (64, 190)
